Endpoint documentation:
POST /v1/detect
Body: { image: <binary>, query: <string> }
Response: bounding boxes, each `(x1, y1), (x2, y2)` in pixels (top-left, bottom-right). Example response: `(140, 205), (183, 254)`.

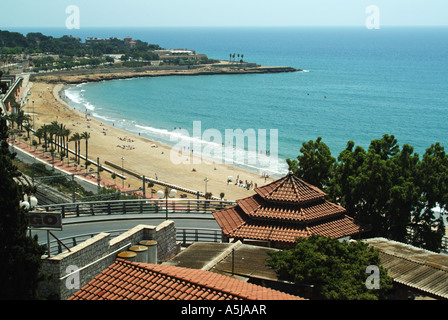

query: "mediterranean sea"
(16, 26), (448, 176)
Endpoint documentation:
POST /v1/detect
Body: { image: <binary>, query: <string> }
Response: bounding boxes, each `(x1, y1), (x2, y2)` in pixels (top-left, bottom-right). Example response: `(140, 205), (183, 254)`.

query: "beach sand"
(26, 80), (277, 201)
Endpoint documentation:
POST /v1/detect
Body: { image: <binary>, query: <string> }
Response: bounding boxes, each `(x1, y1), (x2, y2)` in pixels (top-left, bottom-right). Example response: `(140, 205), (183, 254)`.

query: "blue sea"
(15, 27), (448, 176)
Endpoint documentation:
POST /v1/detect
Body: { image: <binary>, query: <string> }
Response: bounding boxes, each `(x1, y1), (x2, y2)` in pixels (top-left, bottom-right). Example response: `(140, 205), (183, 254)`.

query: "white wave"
(92, 113), (114, 122)
(84, 102), (95, 111)
(64, 90), (84, 105)
(136, 124), (286, 175)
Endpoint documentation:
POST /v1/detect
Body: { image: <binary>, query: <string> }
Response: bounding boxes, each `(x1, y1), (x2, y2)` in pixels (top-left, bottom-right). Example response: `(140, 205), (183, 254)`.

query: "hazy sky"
(1, 0), (447, 28)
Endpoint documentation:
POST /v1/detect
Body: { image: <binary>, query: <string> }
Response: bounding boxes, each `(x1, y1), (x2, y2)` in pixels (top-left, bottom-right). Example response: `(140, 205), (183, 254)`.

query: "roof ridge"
(118, 260), (236, 298)
(119, 259), (298, 300)
(288, 174), (304, 202)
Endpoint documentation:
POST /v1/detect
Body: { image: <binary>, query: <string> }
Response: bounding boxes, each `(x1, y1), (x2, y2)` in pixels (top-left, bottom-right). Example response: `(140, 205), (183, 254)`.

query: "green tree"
(69, 132), (81, 164)
(0, 71), (9, 94)
(0, 110), (45, 299)
(298, 134), (447, 251)
(267, 235), (393, 300)
(410, 142), (448, 251)
(287, 137), (335, 191)
(81, 131), (91, 169)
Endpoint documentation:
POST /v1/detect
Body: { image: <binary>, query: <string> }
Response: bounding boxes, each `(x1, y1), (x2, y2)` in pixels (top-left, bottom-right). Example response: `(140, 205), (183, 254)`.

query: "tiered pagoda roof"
(213, 173), (368, 248)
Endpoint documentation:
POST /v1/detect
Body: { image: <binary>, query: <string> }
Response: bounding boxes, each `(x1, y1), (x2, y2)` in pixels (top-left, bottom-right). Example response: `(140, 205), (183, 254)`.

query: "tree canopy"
(0, 111), (45, 299)
(0, 29), (162, 57)
(287, 135), (448, 252)
(267, 235), (393, 300)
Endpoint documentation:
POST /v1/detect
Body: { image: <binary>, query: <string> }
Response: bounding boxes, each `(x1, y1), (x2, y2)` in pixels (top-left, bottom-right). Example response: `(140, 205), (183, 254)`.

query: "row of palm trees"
(34, 121), (91, 168)
(5, 102), (92, 169)
(229, 53), (244, 63)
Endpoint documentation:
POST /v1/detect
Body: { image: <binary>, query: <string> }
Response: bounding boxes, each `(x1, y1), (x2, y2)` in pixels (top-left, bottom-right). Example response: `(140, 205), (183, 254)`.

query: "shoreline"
(27, 68), (285, 201)
(29, 64), (301, 85)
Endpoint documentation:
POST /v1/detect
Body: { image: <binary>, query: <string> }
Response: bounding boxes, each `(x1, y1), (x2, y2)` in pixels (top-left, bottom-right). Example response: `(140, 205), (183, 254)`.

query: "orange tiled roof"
(255, 173), (326, 204)
(213, 173), (368, 245)
(214, 206), (365, 243)
(237, 194), (346, 222)
(68, 259), (304, 300)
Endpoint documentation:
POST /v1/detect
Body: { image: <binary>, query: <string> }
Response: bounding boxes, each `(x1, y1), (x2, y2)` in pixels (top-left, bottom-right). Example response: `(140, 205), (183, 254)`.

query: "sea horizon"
(51, 26), (448, 177)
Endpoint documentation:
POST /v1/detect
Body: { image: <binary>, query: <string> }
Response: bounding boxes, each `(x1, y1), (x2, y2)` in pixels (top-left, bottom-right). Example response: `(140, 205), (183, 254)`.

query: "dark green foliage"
(0, 29), (163, 58)
(0, 71), (9, 94)
(286, 137), (335, 191)
(288, 134), (448, 252)
(0, 111), (46, 300)
(267, 235), (393, 300)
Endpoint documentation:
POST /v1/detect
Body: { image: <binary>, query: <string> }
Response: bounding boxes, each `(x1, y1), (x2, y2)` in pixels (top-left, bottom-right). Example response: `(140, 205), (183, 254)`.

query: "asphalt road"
(30, 215), (221, 245)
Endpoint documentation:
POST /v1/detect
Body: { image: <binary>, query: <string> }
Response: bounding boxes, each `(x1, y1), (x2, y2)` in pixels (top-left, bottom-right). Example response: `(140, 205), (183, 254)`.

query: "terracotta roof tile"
(213, 173), (368, 246)
(237, 194), (346, 222)
(255, 173), (326, 204)
(69, 259), (303, 300)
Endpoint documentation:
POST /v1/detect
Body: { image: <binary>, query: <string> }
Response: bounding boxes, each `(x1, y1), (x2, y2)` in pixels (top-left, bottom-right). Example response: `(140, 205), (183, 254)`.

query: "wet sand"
(26, 80), (277, 201)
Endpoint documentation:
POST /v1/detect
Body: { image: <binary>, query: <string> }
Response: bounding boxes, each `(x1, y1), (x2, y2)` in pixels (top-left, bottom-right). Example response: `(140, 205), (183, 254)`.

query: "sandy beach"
(25, 79), (277, 201)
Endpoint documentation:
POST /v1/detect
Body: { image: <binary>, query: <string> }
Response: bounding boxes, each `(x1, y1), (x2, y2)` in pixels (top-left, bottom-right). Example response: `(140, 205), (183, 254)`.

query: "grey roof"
(365, 238), (448, 300)
(163, 241), (280, 281)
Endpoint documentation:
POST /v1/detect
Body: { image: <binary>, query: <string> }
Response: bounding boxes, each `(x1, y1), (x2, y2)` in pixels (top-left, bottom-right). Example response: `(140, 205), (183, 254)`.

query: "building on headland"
(105, 37), (121, 42)
(85, 37), (103, 45)
(213, 172), (369, 249)
(154, 49), (208, 65)
(124, 36), (132, 44)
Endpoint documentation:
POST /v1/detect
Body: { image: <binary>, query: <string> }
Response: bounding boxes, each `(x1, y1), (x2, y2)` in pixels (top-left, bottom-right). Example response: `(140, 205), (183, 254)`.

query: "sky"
(0, 0), (447, 29)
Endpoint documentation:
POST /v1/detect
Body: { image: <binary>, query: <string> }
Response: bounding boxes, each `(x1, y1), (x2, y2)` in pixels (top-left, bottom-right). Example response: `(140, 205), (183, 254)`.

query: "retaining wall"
(38, 221), (180, 300)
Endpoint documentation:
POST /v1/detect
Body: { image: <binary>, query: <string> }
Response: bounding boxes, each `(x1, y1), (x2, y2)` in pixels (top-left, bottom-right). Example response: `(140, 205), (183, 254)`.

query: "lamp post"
(21, 195), (38, 211)
(203, 177), (209, 197)
(121, 156), (124, 188)
(157, 187), (177, 220)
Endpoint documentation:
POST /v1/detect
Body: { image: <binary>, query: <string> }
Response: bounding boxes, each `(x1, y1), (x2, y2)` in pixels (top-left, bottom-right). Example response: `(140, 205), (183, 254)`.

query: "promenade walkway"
(9, 138), (146, 198)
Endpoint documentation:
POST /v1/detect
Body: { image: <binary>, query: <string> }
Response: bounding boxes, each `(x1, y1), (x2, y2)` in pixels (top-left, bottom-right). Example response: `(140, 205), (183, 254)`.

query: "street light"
(157, 187), (177, 220)
(203, 177), (209, 196)
(21, 195), (38, 210)
(121, 157), (124, 188)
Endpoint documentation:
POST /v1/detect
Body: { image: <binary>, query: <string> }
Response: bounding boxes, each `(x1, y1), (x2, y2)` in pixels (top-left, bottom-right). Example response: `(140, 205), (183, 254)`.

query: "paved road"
(30, 214), (221, 245)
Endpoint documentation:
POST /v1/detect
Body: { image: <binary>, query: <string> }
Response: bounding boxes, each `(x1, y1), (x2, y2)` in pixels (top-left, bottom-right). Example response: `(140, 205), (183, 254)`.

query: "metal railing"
(33, 198), (236, 218)
(41, 227), (223, 256)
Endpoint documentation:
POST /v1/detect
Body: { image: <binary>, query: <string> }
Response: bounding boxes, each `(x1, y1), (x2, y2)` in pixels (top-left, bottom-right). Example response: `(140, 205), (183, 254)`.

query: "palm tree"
(81, 131), (91, 169)
(34, 127), (43, 145)
(23, 123), (32, 139)
(6, 113), (16, 130)
(11, 109), (30, 133)
(63, 127), (71, 158)
(69, 132), (81, 164)
(40, 124), (51, 152)
(50, 121), (61, 153)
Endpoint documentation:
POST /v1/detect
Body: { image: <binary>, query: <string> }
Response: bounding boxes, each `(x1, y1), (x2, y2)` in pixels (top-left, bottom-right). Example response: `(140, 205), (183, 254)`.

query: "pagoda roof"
(213, 173), (368, 247)
(254, 172), (326, 204)
(237, 194), (346, 223)
(213, 206), (365, 245)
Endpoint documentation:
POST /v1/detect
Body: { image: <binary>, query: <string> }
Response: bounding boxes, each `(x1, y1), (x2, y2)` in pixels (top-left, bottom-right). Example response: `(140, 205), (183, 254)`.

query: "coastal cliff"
(30, 64), (301, 84)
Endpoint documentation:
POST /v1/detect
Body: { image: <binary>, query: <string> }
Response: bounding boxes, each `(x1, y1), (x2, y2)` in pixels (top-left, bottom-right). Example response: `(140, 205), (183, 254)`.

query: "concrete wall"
(38, 221), (180, 300)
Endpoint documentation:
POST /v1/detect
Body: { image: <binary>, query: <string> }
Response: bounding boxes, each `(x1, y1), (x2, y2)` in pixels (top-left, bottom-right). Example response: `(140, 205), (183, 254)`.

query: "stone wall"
(38, 221), (180, 300)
